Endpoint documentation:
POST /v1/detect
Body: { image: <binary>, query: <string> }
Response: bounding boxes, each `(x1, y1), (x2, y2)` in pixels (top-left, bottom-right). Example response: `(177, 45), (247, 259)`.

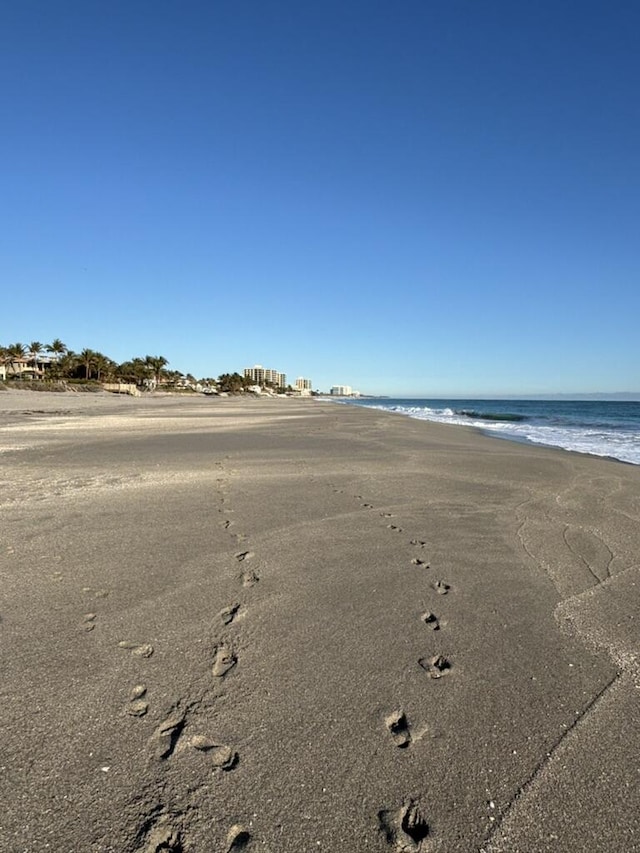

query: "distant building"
(265, 369), (287, 388)
(295, 377), (312, 391)
(3, 355), (54, 381)
(244, 365), (265, 385)
(331, 385), (353, 396)
(244, 365), (286, 389)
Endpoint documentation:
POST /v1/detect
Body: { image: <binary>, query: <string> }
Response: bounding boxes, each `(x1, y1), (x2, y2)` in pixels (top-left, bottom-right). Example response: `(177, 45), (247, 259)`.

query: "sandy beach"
(1, 389), (639, 853)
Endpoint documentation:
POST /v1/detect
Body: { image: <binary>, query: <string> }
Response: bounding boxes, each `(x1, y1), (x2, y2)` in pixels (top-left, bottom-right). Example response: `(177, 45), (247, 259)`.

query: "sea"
(343, 398), (640, 466)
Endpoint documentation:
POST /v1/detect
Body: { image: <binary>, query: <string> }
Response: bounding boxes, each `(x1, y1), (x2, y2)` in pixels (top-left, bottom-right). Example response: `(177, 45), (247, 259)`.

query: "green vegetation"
(1, 339), (300, 395)
(0, 339), (176, 387)
(217, 372), (249, 393)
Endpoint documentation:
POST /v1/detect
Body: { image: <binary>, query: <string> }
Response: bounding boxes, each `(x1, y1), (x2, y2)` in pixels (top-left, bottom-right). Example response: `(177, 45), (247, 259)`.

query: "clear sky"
(2, 1), (638, 396)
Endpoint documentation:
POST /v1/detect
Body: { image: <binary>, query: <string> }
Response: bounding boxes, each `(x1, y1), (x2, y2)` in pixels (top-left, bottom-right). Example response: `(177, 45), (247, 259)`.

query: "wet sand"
(1, 390), (639, 852)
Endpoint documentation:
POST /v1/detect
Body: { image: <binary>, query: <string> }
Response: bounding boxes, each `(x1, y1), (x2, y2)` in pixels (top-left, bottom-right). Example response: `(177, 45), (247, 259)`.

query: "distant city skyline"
(2, 2), (638, 397)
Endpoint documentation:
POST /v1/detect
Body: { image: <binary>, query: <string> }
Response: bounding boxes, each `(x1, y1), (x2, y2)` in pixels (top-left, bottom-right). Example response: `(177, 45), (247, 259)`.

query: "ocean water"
(345, 398), (640, 466)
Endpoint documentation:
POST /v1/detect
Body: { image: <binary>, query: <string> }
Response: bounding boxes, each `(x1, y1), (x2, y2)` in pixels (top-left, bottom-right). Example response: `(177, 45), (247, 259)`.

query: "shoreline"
(2, 394), (639, 851)
(332, 396), (640, 467)
(3, 386), (637, 467)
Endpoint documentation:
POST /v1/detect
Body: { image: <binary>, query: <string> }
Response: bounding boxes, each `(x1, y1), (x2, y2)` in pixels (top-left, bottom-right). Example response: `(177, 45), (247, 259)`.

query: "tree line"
(0, 339), (177, 385)
(0, 341), (291, 393)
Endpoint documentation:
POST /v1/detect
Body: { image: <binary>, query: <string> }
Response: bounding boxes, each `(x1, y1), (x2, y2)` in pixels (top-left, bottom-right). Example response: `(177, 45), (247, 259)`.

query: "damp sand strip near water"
(1, 393), (639, 852)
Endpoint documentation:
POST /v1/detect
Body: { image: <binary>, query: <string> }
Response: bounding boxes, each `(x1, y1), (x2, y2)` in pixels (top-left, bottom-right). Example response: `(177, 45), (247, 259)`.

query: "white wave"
(361, 403), (640, 465)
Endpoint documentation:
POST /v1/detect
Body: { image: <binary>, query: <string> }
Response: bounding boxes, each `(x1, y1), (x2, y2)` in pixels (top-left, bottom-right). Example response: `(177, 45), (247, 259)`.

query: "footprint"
(93, 589), (110, 599)
(379, 799), (430, 851)
(240, 570), (259, 588)
(187, 735), (238, 769)
(410, 558), (429, 568)
(82, 612), (97, 632)
(418, 655), (451, 679)
(82, 587), (110, 599)
(225, 825), (251, 851)
(150, 710), (185, 760)
(220, 602), (241, 625)
(235, 550), (254, 562)
(421, 611), (440, 630)
(119, 641), (155, 658)
(385, 710), (412, 749)
(143, 817), (182, 853)
(410, 540), (427, 548)
(128, 700), (149, 717)
(433, 580), (450, 595)
(212, 642), (237, 677)
(127, 684), (149, 717)
(380, 512), (394, 518)
(387, 525), (403, 533)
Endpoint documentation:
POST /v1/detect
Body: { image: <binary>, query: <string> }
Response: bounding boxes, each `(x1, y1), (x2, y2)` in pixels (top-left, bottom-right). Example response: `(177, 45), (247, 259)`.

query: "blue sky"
(2, 1), (638, 395)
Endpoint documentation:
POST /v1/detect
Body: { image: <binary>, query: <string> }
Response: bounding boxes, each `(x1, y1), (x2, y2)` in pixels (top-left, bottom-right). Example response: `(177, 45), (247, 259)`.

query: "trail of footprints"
(72, 461), (257, 852)
(332, 484), (458, 850)
(79, 472), (453, 850)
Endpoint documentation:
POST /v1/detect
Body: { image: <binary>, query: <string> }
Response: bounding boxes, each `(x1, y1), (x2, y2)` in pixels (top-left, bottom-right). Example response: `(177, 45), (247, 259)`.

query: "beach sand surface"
(1, 390), (638, 852)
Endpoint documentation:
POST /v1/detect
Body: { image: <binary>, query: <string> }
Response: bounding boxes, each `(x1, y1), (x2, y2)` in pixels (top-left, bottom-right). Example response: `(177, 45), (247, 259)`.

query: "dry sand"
(1, 389), (639, 852)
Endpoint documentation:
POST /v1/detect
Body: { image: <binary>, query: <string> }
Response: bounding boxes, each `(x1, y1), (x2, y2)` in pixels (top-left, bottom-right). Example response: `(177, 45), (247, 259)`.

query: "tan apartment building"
(244, 365), (287, 389)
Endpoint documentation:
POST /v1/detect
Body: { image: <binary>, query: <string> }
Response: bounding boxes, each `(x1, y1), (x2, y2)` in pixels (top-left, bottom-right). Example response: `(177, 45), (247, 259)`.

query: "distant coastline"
(364, 393), (640, 402)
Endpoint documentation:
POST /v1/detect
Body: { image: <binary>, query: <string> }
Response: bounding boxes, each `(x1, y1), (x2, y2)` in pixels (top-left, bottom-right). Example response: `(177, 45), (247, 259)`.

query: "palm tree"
(78, 348), (96, 381)
(0, 345), (11, 380)
(145, 355), (169, 386)
(58, 349), (80, 379)
(46, 339), (67, 362)
(29, 341), (43, 378)
(8, 342), (26, 359)
(116, 358), (148, 384)
(6, 343), (26, 378)
(93, 353), (116, 382)
(164, 369), (184, 387)
(217, 372), (245, 392)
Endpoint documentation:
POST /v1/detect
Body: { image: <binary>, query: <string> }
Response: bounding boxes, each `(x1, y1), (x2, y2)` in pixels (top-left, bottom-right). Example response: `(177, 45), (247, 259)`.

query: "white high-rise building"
(331, 385), (352, 396)
(295, 377), (312, 391)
